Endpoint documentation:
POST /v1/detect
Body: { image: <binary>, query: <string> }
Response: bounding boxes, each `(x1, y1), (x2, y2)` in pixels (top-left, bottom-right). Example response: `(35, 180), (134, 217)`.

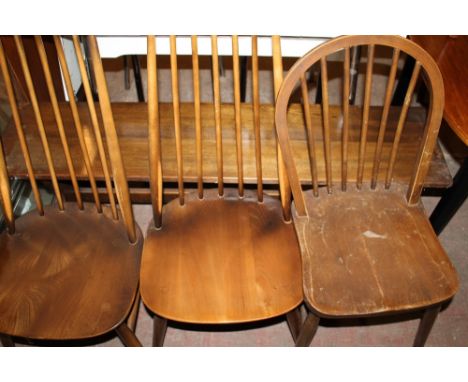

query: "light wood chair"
(140, 35), (303, 346)
(0, 36), (143, 346)
(274, 35), (459, 346)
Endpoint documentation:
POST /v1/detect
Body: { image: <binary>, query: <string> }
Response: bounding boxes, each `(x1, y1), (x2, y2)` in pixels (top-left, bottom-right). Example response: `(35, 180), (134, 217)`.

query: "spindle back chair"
(275, 35), (459, 346)
(140, 35), (303, 346)
(0, 36), (142, 346)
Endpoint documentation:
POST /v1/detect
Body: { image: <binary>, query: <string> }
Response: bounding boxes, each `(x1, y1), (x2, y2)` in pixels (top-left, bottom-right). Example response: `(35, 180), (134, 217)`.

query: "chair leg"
(116, 323), (142, 347)
(0, 334), (15, 347)
(153, 315), (168, 347)
(127, 287), (141, 332)
(286, 305), (304, 343)
(295, 312), (320, 347)
(413, 304), (441, 347)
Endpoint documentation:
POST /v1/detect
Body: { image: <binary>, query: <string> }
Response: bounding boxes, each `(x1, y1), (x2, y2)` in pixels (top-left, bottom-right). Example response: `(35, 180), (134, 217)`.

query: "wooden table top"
(410, 36), (468, 146)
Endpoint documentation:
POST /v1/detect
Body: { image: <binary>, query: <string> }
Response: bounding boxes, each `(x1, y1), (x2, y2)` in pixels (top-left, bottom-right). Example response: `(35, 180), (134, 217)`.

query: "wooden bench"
(0, 35), (452, 203)
(2, 101), (451, 201)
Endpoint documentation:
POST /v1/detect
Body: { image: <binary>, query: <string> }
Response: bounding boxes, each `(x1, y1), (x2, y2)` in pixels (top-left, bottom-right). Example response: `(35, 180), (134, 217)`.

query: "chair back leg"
(413, 304), (441, 346)
(153, 315), (168, 347)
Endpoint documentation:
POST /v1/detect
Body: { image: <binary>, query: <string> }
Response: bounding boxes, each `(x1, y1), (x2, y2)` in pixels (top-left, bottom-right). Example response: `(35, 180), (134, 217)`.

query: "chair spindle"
(191, 35), (203, 199)
(0, 40), (43, 214)
(371, 48), (400, 189)
(72, 36), (118, 219)
(35, 36), (83, 209)
(211, 35), (224, 196)
(342, 47), (350, 191)
(14, 36), (64, 210)
(251, 36), (263, 202)
(356, 44), (375, 189)
(320, 56), (332, 194)
(300, 74), (319, 196)
(147, 35), (163, 228)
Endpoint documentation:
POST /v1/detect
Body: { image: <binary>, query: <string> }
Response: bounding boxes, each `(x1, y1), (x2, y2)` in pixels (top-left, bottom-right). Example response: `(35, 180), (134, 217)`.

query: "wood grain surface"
(293, 186), (459, 317)
(0, 203), (143, 340)
(2, 102), (451, 188)
(140, 189), (302, 324)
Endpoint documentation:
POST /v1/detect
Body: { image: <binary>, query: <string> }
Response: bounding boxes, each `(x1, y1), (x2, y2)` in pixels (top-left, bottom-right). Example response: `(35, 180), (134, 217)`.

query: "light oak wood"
(211, 35), (224, 196)
(73, 36), (118, 219)
(170, 35), (185, 205)
(191, 35), (203, 199)
(0, 204), (143, 340)
(275, 35), (458, 346)
(14, 36), (64, 210)
(147, 36), (163, 228)
(53, 36), (101, 212)
(251, 36), (263, 201)
(0, 36), (143, 346)
(35, 36), (83, 209)
(0, 136), (14, 233)
(0, 40), (43, 214)
(88, 36), (137, 243)
(272, 36), (291, 221)
(232, 35), (244, 196)
(140, 189), (302, 324)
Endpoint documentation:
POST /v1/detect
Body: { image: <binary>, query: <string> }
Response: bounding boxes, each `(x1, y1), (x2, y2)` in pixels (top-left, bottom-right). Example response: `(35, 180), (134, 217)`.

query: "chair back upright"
(274, 35), (445, 217)
(147, 35), (291, 228)
(0, 35), (137, 243)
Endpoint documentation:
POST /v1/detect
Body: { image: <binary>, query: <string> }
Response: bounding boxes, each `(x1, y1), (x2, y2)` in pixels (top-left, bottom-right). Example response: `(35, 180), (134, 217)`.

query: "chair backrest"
(146, 35), (291, 228)
(0, 35), (136, 242)
(274, 35), (445, 217)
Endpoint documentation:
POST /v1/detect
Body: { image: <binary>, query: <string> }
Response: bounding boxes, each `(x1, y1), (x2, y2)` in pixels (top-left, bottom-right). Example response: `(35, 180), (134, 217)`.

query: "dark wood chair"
(140, 35), (303, 346)
(274, 35), (459, 346)
(0, 36), (143, 346)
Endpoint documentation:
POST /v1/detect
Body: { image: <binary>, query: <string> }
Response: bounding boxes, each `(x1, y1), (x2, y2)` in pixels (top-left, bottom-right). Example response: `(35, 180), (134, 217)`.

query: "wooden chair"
(140, 35), (303, 345)
(0, 36), (143, 346)
(274, 35), (459, 346)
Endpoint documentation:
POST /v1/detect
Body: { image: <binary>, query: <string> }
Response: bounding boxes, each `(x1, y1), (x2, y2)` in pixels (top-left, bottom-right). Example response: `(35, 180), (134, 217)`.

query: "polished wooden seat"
(0, 204), (142, 340)
(275, 35), (459, 346)
(140, 36), (303, 345)
(141, 189), (302, 324)
(0, 36), (142, 346)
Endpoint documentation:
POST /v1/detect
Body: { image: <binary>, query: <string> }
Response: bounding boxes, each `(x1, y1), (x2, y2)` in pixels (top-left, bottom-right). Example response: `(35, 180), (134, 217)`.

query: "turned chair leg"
(116, 323), (142, 347)
(127, 287), (141, 332)
(153, 315), (168, 347)
(286, 305), (304, 343)
(413, 304), (441, 347)
(295, 311), (320, 347)
(0, 334), (15, 347)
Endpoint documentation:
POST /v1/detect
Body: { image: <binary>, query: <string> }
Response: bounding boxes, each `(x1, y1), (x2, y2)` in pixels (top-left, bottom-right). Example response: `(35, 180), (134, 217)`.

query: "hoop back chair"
(0, 36), (142, 346)
(275, 35), (459, 346)
(140, 35), (303, 346)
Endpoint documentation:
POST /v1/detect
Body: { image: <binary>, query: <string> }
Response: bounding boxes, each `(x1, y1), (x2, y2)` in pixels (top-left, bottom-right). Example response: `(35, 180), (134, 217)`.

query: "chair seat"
(294, 186), (459, 318)
(140, 189), (303, 324)
(0, 203), (142, 340)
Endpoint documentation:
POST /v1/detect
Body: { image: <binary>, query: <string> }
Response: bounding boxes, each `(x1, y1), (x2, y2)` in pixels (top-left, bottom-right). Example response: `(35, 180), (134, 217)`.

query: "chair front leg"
(116, 323), (142, 347)
(286, 305), (304, 343)
(413, 304), (441, 347)
(295, 311), (320, 347)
